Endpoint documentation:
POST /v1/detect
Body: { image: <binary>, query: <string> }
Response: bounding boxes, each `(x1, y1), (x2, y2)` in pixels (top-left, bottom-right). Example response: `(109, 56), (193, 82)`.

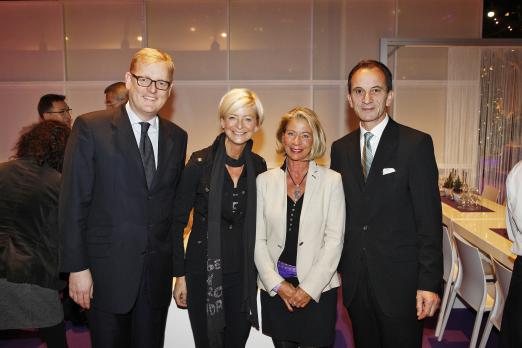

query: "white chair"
(438, 233), (495, 348)
(482, 185), (500, 202)
(435, 225), (459, 338)
(478, 259), (513, 348)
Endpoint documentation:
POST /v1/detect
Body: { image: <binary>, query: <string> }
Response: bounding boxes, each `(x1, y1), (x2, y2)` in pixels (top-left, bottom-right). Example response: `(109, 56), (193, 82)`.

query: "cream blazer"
(254, 160), (346, 302)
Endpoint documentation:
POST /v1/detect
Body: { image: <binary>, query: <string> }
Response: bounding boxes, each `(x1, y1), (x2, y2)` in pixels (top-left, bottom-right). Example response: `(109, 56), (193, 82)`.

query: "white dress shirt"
(359, 115), (389, 160)
(506, 161), (522, 255)
(126, 103), (159, 168)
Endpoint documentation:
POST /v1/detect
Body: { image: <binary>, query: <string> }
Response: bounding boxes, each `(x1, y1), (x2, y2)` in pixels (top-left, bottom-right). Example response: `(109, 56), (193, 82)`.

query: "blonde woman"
(172, 89), (266, 347)
(255, 107), (345, 348)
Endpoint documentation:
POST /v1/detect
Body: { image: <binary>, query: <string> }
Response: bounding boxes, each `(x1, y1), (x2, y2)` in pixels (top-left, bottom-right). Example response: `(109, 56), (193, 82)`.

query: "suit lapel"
(152, 117), (175, 190)
(346, 130), (365, 191)
(365, 119), (399, 186)
(300, 160), (320, 231)
(112, 107), (147, 187)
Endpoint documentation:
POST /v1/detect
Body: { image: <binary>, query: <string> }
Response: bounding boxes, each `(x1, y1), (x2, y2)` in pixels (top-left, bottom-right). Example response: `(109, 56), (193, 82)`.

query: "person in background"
(331, 60), (442, 348)
(500, 160), (522, 347)
(38, 94), (72, 128)
(172, 88), (266, 348)
(0, 120), (71, 348)
(104, 82), (128, 110)
(255, 107), (345, 348)
(60, 48), (187, 348)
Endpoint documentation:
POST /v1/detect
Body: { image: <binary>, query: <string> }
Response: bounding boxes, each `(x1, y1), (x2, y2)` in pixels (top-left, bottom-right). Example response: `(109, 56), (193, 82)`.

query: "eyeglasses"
(131, 73), (172, 91)
(46, 108), (72, 115)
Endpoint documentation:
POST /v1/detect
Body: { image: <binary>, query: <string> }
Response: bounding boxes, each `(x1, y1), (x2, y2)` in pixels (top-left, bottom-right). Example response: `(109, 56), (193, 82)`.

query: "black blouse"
(221, 167), (248, 273)
(278, 195), (304, 266)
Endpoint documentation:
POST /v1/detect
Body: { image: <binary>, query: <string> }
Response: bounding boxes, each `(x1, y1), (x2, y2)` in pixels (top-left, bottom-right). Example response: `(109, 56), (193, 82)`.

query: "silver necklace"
(287, 168), (308, 200)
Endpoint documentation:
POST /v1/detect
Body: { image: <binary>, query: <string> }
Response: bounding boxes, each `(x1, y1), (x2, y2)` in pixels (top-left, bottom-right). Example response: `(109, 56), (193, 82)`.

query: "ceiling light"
(505, 12), (510, 17)
(220, 32), (227, 38)
(190, 27), (196, 32)
(487, 11), (495, 17)
(136, 36), (143, 42)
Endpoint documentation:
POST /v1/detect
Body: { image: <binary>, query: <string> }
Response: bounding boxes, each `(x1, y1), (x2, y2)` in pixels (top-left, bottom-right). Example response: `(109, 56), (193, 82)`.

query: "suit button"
(229, 225), (233, 230)
(148, 195), (152, 200)
(363, 225), (368, 231)
(202, 217), (206, 221)
(148, 224), (153, 229)
(299, 242), (304, 246)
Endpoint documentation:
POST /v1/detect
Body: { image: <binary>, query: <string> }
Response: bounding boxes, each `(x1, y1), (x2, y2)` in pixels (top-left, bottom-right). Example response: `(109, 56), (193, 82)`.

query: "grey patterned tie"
(139, 122), (156, 188)
(362, 132), (374, 180)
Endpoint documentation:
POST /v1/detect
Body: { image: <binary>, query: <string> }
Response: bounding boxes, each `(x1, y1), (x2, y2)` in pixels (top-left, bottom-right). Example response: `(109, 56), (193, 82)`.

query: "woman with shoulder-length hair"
(172, 88), (267, 347)
(255, 107), (345, 348)
(0, 120), (71, 348)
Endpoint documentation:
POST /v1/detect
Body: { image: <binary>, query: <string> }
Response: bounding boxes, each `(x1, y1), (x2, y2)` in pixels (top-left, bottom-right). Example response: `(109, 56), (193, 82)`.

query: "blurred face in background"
(42, 100), (72, 128)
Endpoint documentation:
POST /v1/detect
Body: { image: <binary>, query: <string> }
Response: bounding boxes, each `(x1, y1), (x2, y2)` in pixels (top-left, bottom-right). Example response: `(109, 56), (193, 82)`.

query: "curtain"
(477, 48), (522, 203)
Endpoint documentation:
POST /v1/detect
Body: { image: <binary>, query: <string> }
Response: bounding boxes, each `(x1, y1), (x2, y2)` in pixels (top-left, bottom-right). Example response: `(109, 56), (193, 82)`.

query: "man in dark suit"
(331, 60), (442, 347)
(60, 48), (187, 347)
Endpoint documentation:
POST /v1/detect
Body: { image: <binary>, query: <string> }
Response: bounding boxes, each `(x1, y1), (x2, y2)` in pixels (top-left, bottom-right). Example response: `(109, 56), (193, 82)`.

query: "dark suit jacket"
(60, 106), (187, 314)
(330, 118), (442, 317)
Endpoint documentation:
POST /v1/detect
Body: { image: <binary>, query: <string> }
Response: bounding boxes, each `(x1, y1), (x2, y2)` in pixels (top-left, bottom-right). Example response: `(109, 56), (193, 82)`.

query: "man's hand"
(277, 281), (297, 312)
(173, 276), (188, 308)
(289, 287), (312, 309)
(416, 290), (440, 320)
(69, 269), (93, 310)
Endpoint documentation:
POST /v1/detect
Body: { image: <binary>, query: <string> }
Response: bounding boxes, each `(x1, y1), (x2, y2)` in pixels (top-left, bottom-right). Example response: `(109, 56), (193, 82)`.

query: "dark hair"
(37, 94), (66, 118)
(13, 120), (70, 172)
(347, 60), (393, 92)
(104, 81), (127, 95)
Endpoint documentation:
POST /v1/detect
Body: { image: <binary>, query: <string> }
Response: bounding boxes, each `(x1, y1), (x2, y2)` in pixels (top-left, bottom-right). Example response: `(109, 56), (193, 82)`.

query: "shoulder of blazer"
(394, 119), (432, 147)
(159, 117), (188, 139)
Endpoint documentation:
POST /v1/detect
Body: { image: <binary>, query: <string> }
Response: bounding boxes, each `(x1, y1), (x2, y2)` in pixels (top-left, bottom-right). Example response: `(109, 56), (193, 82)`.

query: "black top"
(0, 158), (65, 290)
(221, 167), (248, 273)
(279, 195), (304, 266)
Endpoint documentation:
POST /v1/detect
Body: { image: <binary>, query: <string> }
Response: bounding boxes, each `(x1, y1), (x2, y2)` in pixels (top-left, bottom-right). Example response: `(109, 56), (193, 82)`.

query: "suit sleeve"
(409, 135), (443, 293)
(171, 153), (203, 277)
(59, 117), (95, 272)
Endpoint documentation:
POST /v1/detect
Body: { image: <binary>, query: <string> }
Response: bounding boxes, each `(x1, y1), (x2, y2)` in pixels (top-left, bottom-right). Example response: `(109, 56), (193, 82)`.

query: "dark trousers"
(272, 338), (331, 348)
(40, 321), (68, 348)
(500, 256), (522, 347)
(186, 272), (251, 348)
(346, 260), (423, 348)
(86, 271), (169, 348)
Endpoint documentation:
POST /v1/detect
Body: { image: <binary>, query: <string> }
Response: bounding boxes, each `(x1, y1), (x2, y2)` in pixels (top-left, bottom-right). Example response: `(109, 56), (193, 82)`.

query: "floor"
(0, 305), (500, 348)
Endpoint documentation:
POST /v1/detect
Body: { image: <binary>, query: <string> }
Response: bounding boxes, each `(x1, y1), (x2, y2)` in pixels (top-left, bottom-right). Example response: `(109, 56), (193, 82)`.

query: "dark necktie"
(362, 132), (374, 180)
(139, 122), (156, 188)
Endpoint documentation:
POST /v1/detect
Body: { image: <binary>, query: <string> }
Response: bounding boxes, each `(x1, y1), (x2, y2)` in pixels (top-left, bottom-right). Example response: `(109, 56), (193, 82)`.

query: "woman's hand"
(289, 287), (312, 309)
(173, 276), (188, 308)
(277, 281), (297, 312)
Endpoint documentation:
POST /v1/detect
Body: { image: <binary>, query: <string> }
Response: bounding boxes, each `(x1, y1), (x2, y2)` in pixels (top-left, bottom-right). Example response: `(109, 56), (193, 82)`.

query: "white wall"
(0, 0), (482, 168)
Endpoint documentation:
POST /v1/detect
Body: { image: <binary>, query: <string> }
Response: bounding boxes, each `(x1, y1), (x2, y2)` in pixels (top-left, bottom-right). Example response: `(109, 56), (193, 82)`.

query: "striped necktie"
(362, 132), (374, 180)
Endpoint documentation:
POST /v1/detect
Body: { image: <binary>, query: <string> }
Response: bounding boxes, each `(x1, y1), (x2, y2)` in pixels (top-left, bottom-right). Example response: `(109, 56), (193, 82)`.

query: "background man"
(60, 48), (187, 347)
(104, 82), (128, 110)
(38, 94), (72, 127)
(500, 160), (522, 347)
(331, 60), (442, 348)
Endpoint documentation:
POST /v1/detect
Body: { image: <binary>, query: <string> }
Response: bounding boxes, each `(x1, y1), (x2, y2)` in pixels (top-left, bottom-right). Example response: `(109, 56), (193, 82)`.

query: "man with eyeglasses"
(60, 47), (187, 347)
(38, 94), (72, 128)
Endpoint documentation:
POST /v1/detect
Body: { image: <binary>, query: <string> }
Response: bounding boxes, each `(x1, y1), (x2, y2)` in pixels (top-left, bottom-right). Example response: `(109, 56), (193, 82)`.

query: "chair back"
(482, 185), (499, 202)
(491, 259), (513, 329)
(442, 225), (457, 282)
(453, 233), (488, 310)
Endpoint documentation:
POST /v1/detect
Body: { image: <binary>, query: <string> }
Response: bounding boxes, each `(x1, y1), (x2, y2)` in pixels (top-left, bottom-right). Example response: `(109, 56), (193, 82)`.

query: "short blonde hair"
(218, 88), (264, 126)
(129, 48), (175, 79)
(276, 106), (327, 160)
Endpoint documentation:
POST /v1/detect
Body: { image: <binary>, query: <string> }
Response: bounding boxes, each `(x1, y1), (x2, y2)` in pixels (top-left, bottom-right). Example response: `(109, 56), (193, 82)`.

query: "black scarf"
(206, 133), (258, 347)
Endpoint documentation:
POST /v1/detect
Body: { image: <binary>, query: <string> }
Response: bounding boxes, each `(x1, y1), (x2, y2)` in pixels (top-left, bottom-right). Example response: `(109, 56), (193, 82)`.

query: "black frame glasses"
(131, 73), (172, 91)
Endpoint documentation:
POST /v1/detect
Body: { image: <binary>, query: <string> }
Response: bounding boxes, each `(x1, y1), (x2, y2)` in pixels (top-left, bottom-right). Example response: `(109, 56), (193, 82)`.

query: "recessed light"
(487, 11), (495, 17)
(190, 27), (196, 32)
(136, 36), (143, 42)
(221, 32), (227, 38)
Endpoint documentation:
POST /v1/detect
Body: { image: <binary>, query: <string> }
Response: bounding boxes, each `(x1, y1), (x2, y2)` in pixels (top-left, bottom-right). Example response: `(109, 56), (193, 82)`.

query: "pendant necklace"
(287, 168), (308, 200)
